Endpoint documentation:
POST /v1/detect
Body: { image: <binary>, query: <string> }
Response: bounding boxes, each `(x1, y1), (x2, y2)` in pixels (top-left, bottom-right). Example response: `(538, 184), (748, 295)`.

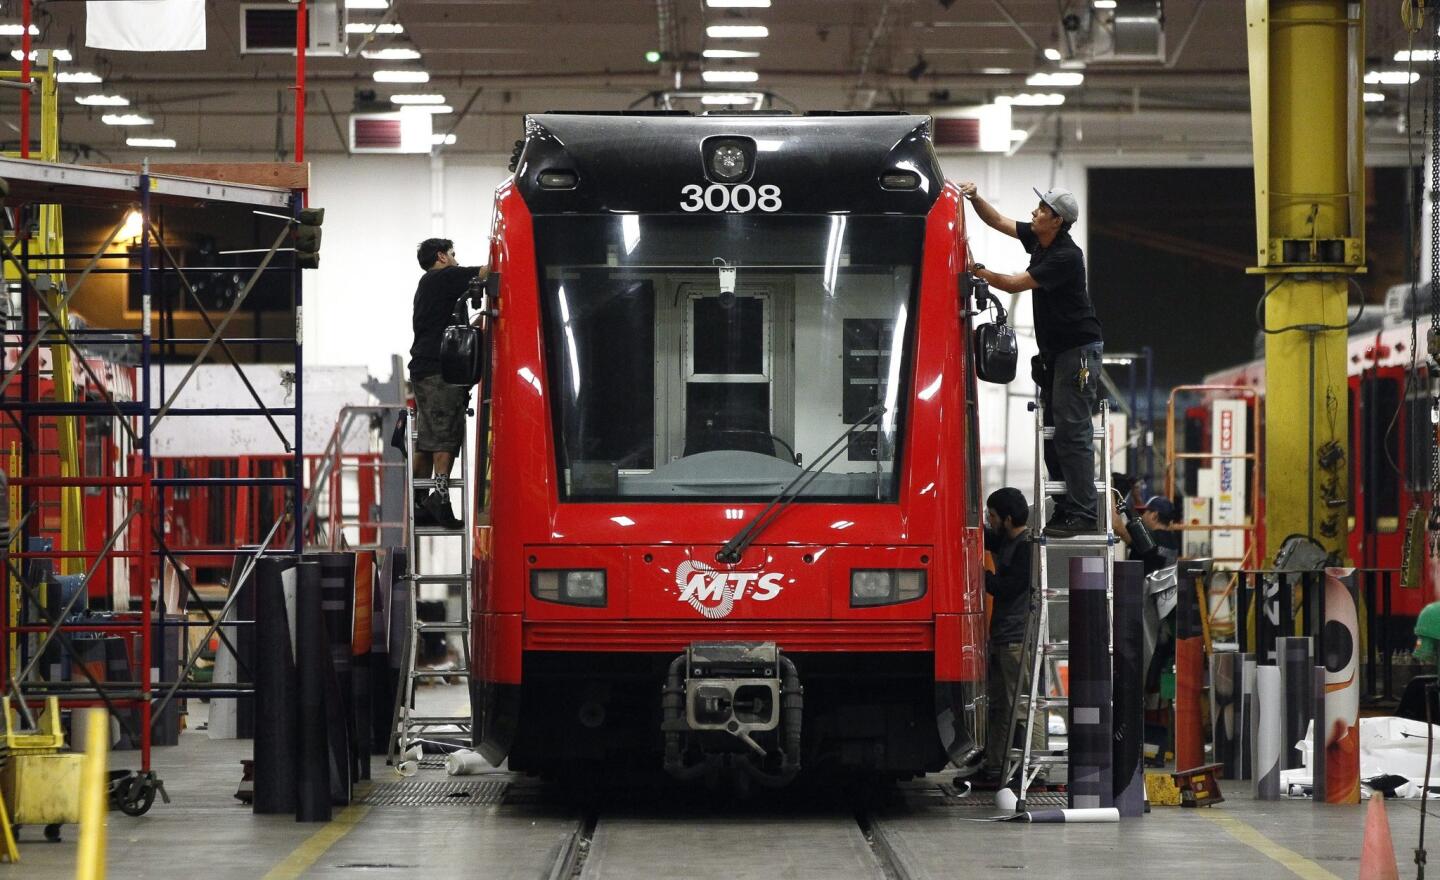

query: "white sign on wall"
(1211, 399), (1248, 561)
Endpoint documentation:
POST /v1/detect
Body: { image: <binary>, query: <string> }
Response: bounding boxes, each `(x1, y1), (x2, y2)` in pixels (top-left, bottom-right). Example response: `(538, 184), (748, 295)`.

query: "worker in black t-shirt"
(410, 237), (487, 529)
(976, 487), (1042, 788)
(959, 183), (1105, 537)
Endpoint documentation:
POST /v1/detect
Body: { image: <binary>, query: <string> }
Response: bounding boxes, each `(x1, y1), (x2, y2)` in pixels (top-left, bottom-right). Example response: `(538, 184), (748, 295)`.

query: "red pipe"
(20, 0), (30, 158)
(295, 0), (306, 162)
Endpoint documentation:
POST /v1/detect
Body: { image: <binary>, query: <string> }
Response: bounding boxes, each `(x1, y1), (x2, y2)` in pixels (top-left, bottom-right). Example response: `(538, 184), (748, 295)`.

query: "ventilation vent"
(349, 112), (433, 154)
(241, 2), (344, 56)
(932, 117), (980, 149)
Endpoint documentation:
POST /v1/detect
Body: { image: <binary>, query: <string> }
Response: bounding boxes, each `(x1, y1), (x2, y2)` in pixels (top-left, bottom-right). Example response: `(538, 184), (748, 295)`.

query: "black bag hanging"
(439, 291), (482, 386)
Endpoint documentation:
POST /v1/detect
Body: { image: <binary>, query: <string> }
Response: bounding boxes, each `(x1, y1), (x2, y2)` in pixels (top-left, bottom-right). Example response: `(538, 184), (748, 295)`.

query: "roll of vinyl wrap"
(1252, 664), (1282, 800)
(1312, 665), (1327, 803)
(1278, 637), (1313, 771)
(253, 556), (299, 815)
(1323, 568), (1361, 805)
(1023, 807), (1120, 824)
(1239, 654), (1256, 779)
(295, 560), (331, 823)
(1068, 556), (1113, 810)
(1112, 560), (1145, 817)
(1210, 651), (1242, 780)
(1174, 564), (1206, 771)
(445, 749), (489, 776)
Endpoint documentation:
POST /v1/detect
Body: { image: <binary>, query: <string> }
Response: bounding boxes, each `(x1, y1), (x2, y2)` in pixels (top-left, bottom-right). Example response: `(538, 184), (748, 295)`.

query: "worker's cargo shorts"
(413, 373), (469, 454)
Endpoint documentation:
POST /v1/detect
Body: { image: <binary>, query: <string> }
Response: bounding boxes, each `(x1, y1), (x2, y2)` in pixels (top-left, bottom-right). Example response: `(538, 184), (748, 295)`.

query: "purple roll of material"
(1111, 560), (1145, 817)
(1278, 637), (1313, 771)
(1068, 555), (1113, 810)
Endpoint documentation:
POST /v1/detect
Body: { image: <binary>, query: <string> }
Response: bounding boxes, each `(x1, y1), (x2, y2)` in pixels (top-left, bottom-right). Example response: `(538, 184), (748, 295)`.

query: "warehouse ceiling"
(0, 0), (1424, 159)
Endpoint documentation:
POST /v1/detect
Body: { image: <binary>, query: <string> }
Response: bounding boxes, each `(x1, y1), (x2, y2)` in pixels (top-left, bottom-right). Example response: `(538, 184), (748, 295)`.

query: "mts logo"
(674, 560), (783, 619)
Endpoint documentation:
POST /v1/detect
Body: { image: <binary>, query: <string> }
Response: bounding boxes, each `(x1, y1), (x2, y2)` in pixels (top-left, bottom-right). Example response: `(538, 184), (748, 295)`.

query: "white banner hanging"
(86, 0), (206, 52)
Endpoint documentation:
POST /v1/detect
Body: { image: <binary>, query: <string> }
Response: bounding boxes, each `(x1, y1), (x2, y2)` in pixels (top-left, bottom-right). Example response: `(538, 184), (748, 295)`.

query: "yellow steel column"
(1245, 0), (1362, 562)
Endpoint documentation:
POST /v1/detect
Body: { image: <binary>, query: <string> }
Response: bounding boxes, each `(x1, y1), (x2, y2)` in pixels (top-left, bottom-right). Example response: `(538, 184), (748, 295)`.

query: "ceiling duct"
(1075, 0), (1165, 64)
(241, 2), (345, 57)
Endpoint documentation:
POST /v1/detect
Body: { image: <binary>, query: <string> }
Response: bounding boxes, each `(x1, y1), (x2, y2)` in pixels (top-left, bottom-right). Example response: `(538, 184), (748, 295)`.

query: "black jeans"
(1038, 342), (1102, 521)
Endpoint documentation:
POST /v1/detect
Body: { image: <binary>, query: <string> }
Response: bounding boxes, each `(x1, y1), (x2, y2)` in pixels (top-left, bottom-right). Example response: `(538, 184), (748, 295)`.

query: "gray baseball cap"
(1033, 187), (1079, 224)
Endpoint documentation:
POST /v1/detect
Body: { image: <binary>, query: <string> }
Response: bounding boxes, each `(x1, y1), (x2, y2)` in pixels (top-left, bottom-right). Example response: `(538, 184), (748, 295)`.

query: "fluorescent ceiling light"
(1026, 71), (1084, 87)
(1394, 50), (1438, 62)
(373, 69), (429, 83)
(102, 113), (154, 126)
(701, 93), (758, 105)
(400, 104), (453, 114)
(360, 47), (420, 60)
(1364, 92), (1385, 103)
(703, 48), (760, 59)
(390, 93), (446, 104)
(12, 48), (72, 62)
(706, 24), (768, 38)
(126, 137), (176, 148)
(431, 133), (457, 145)
(979, 67), (1013, 75)
(702, 69), (759, 83)
(1365, 70), (1418, 85)
(995, 93), (1066, 106)
(75, 94), (129, 106)
(0, 24), (38, 36)
(346, 22), (404, 34)
(707, 0), (770, 6)
(1093, 0), (1117, 8)
(1043, 47), (1062, 61)
(57, 71), (102, 84)
(345, 0), (388, 7)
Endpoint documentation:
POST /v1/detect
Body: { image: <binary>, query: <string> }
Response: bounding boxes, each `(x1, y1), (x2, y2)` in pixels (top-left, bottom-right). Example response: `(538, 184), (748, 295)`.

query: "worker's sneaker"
(1043, 513), (1097, 538)
(421, 490), (463, 531)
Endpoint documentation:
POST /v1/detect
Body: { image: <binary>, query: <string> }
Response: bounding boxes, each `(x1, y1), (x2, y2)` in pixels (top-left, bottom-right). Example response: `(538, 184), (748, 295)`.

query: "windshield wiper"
(715, 404), (887, 565)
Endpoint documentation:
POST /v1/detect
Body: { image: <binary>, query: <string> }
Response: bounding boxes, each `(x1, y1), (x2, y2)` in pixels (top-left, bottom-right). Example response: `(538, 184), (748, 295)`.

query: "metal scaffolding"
(0, 155), (308, 807)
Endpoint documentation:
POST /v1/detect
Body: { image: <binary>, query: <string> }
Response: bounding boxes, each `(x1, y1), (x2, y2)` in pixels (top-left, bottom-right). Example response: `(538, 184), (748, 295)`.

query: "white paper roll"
(445, 749), (489, 776)
(1254, 665), (1282, 800)
(1025, 807), (1121, 823)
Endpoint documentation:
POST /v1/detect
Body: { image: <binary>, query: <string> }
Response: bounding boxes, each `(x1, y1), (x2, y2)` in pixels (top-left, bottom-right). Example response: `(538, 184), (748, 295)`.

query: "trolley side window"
(1360, 376), (1401, 533)
(1406, 382), (1434, 494)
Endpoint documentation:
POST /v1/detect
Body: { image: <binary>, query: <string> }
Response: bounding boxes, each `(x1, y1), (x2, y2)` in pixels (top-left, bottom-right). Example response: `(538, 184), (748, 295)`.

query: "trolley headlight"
(531, 569), (607, 607)
(849, 569), (926, 607)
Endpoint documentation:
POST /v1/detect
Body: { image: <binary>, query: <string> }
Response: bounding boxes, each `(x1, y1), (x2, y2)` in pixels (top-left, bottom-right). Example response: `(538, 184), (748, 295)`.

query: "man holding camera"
(410, 237), (487, 529)
(959, 182), (1105, 537)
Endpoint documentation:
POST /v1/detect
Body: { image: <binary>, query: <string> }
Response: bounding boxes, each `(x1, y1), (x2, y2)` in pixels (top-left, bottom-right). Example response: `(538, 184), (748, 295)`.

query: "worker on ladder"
(959, 182), (1105, 537)
(975, 487), (1043, 790)
(409, 237), (488, 529)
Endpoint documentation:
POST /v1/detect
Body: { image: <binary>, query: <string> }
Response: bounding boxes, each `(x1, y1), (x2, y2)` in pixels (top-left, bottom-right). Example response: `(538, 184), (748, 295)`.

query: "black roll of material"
(315, 551), (359, 796)
(1210, 651), (1239, 779)
(294, 559), (331, 823)
(253, 555), (299, 815)
(1311, 664), (1327, 803)
(1111, 560), (1145, 817)
(1278, 636), (1313, 771)
(1068, 555), (1113, 810)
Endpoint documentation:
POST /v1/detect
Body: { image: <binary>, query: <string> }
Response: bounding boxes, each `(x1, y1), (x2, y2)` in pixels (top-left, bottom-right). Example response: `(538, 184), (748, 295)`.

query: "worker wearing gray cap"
(959, 182), (1104, 537)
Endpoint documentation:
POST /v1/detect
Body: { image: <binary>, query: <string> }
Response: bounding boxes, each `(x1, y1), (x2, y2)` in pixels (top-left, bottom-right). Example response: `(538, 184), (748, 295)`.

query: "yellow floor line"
(1200, 810), (1342, 880)
(262, 803), (373, 880)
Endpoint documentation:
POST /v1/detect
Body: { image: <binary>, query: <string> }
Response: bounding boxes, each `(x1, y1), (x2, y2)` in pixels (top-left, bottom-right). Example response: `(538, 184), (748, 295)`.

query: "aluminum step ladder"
(387, 405), (473, 768)
(1003, 398), (1116, 808)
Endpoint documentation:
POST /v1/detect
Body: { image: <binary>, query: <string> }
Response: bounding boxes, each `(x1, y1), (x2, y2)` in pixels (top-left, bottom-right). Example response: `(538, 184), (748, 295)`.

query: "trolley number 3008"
(680, 183), (783, 213)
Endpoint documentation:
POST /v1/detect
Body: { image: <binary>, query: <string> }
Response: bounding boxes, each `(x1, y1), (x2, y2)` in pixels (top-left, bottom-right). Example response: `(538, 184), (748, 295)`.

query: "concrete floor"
(12, 685), (1434, 879)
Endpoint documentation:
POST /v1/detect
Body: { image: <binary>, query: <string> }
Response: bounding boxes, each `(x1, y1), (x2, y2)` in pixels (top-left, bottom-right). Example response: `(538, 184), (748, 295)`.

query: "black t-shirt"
(1016, 221), (1103, 355)
(409, 265), (481, 379)
(984, 527), (1032, 645)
